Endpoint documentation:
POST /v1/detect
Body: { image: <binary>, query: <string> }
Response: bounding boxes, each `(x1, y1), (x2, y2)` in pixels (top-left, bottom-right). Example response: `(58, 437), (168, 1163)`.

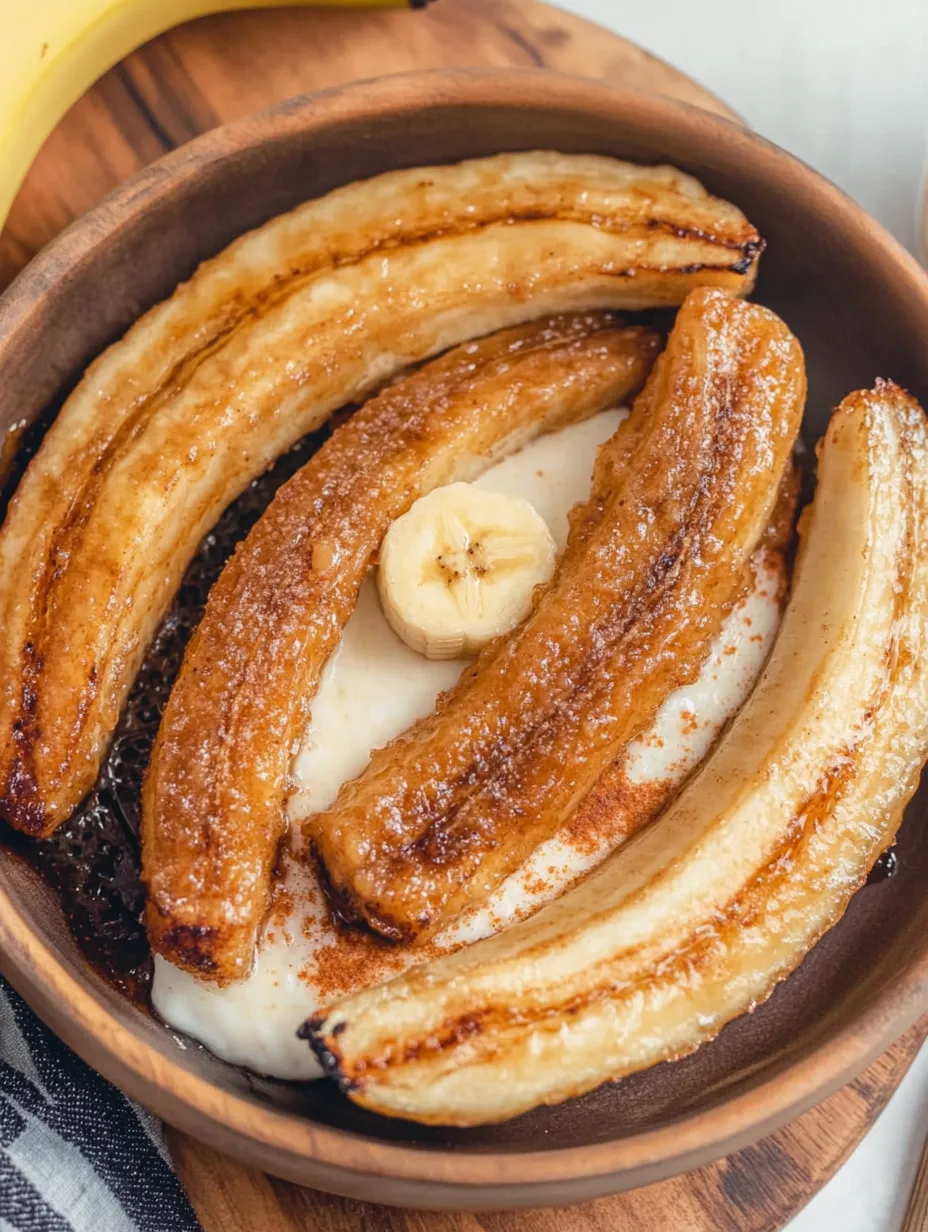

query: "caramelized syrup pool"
(867, 847), (899, 884)
(2, 425), (334, 1001)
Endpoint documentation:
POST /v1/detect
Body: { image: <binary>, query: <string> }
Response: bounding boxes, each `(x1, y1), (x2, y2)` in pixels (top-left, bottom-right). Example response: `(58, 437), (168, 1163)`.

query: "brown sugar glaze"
(142, 313), (659, 984)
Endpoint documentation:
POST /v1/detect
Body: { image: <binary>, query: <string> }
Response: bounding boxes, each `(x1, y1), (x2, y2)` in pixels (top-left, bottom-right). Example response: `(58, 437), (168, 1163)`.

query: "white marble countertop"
(559, 2), (928, 1227)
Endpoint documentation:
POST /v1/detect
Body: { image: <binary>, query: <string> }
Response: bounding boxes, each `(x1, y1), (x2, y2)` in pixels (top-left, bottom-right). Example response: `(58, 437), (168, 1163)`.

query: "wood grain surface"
(2, 2), (923, 1229)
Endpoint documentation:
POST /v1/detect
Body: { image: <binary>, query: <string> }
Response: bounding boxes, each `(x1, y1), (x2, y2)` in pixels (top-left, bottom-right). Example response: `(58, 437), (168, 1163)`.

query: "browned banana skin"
(309, 287), (806, 944)
(0, 152), (761, 839)
(143, 314), (660, 982)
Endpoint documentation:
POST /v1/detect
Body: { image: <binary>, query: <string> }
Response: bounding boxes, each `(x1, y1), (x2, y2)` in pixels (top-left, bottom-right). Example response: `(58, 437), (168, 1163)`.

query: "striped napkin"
(0, 976), (197, 1231)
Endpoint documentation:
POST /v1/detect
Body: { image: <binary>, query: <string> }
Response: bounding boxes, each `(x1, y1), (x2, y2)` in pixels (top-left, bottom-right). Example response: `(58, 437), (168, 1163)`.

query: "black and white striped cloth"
(0, 976), (197, 1231)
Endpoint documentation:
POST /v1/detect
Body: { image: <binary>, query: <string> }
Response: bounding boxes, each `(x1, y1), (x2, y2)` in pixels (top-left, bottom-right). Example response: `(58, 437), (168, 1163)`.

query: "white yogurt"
(152, 409), (784, 1078)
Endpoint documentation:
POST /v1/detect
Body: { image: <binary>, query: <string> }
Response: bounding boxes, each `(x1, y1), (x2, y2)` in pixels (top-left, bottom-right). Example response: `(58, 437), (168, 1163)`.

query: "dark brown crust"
(143, 313), (660, 981)
(154, 922), (223, 977)
(309, 288), (807, 944)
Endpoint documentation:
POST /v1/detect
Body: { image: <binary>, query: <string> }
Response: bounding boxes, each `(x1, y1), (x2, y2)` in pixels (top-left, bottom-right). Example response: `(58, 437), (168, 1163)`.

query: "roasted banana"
(143, 313), (659, 981)
(309, 288), (806, 943)
(0, 152), (760, 838)
(305, 382), (928, 1126)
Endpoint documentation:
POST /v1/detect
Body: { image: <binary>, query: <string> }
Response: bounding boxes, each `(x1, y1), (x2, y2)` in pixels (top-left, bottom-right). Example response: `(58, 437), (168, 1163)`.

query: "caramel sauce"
(867, 847), (899, 884)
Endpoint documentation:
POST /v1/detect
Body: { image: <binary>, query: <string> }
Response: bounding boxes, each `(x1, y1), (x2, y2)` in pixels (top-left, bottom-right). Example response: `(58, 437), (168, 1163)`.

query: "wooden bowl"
(2, 68), (928, 1210)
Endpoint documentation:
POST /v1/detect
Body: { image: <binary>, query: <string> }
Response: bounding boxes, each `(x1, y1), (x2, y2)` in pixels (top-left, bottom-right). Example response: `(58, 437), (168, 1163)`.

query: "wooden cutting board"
(2, 2), (924, 1228)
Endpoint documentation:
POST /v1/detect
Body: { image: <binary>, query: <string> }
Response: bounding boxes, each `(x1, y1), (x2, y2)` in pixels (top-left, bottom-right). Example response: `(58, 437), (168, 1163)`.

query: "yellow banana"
(0, 0), (413, 233)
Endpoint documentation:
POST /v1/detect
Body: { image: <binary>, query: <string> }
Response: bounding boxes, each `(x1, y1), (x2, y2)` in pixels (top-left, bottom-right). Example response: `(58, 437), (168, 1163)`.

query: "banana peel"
(0, 0), (415, 234)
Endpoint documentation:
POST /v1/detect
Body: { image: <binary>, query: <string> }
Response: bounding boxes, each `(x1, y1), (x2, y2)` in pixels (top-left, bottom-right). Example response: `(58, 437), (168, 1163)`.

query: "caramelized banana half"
(143, 314), (660, 982)
(309, 288), (805, 943)
(306, 382), (928, 1126)
(0, 152), (760, 837)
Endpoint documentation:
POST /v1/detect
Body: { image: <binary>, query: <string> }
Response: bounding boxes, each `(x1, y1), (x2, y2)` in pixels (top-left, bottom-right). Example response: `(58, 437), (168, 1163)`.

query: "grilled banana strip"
(0, 152), (760, 838)
(306, 382), (928, 1126)
(309, 288), (806, 943)
(143, 314), (660, 982)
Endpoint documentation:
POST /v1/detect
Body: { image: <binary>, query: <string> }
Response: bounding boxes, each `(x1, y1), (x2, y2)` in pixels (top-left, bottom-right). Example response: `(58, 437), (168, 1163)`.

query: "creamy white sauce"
(152, 409), (783, 1079)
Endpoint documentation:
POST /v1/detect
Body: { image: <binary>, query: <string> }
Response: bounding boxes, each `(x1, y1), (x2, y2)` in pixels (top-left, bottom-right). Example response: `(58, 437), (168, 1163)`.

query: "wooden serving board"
(2, 2), (924, 1228)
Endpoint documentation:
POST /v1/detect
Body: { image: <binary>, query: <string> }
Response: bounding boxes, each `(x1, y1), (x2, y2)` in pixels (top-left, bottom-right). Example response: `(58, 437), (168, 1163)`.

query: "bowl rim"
(2, 65), (928, 1199)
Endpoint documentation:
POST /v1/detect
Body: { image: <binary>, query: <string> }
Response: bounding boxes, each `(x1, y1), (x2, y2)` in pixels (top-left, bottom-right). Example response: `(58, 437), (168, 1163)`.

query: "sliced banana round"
(378, 482), (557, 660)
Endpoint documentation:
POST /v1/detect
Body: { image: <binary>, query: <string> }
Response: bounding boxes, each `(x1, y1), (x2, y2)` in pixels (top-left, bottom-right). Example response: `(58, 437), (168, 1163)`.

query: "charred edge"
(0, 766), (48, 836)
(733, 237), (766, 273)
(301, 1018), (360, 1093)
(646, 218), (763, 254)
(156, 922), (220, 975)
(350, 1014), (486, 1080)
(670, 238), (764, 278)
(672, 255), (759, 277)
(312, 843), (417, 944)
